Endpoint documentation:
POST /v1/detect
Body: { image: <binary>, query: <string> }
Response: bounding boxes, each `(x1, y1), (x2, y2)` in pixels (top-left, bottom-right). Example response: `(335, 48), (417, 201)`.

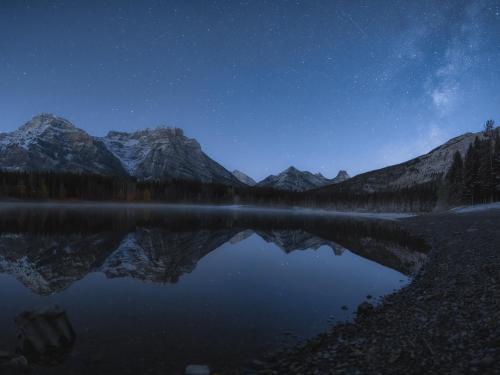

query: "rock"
(185, 364), (211, 375)
(9, 355), (28, 367)
(357, 302), (374, 317)
(470, 356), (495, 368)
(249, 359), (266, 368)
(0, 350), (15, 361)
(15, 305), (76, 365)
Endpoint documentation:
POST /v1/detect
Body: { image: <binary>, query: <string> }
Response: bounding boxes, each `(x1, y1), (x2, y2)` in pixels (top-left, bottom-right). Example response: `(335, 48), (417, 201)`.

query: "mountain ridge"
(0, 114), (242, 186)
(315, 128), (497, 195)
(1, 113), (493, 195)
(257, 166), (350, 192)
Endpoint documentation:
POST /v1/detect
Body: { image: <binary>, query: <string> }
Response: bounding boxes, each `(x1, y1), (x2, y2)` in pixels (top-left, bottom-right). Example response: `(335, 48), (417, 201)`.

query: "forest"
(0, 170), (444, 212)
(444, 121), (500, 206)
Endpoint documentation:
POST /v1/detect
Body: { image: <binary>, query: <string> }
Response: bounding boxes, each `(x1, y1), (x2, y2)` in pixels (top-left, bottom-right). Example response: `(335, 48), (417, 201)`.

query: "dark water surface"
(0, 204), (428, 374)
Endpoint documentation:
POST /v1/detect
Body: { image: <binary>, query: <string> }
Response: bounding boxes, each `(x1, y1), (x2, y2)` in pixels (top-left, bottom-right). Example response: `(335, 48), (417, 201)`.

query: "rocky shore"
(256, 208), (500, 374)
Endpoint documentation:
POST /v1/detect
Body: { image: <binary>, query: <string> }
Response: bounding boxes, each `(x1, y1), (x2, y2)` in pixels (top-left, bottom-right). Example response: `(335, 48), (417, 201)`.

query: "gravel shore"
(258, 208), (500, 374)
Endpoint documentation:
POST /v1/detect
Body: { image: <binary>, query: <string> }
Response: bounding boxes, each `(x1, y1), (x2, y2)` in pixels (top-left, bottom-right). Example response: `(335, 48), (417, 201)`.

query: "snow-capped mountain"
(0, 114), (242, 186)
(316, 130), (493, 194)
(0, 114), (126, 175)
(257, 166), (332, 192)
(232, 169), (257, 186)
(101, 127), (242, 185)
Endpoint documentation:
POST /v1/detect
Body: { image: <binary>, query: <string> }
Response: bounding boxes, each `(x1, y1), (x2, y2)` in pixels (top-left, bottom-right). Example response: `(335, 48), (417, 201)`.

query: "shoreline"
(256, 208), (500, 374)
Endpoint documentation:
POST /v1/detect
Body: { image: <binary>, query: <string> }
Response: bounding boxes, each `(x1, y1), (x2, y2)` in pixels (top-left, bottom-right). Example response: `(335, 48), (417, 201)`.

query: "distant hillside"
(257, 166), (339, 192)
(317, 130), (491, 194)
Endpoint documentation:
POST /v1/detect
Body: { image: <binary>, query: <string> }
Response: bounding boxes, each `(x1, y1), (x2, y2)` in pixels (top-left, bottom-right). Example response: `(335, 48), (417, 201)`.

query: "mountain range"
(0, 114), (242, 186)
(0, 113), (492, 193)
(256, 166), (350, 192)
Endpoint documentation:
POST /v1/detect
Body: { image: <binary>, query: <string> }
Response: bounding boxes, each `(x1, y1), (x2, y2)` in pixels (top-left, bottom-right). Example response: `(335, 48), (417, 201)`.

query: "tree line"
(0, 169), (439, 212)
(0, 170), (297, 205)
(444, 120), (500, 206)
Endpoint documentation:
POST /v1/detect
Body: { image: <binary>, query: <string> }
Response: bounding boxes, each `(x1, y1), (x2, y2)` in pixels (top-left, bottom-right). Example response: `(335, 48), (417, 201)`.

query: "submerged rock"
(15, 305), (76, 365)
(8, 355), (28, 367)
(0, 350), (16, 369)
(356, 302), (374, 317)
(185, 364), (211, 375)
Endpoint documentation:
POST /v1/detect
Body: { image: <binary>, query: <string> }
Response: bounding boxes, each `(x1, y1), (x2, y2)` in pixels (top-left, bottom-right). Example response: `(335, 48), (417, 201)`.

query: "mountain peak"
(18, 114), (75, 137)
(107, 126), (185, 139)
(101, 124), (239, 184)
(258, 167), (331, 192)
(284, 166), (300, 173)
(332, 170), (350, 183)
(27, 113), (73, 127)
(0, 114), (126, 175)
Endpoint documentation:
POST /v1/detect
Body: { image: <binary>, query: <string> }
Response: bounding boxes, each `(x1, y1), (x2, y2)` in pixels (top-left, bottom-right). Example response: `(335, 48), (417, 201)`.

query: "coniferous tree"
(484, 119), (495, 138)
(463, 140), (480, 204)
(493, 129), (500, 201)
(477, 137), (494, 203)
(445, 151), (464, 206)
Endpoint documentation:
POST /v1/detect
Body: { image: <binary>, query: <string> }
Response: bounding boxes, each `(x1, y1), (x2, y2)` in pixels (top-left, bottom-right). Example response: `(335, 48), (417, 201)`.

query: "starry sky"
(1, 0), (499, 180)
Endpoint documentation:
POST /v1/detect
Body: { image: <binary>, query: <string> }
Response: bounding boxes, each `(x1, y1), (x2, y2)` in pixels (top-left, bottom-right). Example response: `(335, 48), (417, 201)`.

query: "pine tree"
(463, 141), (480, 204)
(477, 138), (494, 203)
(484, 118), (495, 138)
(493, 129), (500, 201)
(445, 151), (464, 205)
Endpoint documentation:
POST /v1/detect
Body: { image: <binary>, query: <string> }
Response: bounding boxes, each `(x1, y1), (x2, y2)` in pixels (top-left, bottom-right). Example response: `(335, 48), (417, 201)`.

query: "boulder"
(15, 305), (76, 365)
(185, 364), (211, 375)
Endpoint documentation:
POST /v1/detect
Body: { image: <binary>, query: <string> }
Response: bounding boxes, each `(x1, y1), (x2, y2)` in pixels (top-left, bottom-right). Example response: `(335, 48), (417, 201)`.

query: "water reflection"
(0, 206), (427, 295)
(0, 205), (428, 373)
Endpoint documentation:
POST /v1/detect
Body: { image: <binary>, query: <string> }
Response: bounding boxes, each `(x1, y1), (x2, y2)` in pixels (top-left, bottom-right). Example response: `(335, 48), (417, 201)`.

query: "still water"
(0, 204), (427, 374)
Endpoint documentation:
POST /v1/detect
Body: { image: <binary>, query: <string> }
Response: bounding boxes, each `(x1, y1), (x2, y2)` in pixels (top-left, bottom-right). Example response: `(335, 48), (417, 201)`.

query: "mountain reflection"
(0, 206), (428, 295)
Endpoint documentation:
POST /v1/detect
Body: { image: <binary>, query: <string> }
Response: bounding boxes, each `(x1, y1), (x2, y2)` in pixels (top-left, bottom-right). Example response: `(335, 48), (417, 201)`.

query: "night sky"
(1, 0), (499, 180)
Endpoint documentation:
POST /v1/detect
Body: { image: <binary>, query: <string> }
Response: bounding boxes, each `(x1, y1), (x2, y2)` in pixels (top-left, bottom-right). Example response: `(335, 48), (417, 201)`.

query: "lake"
(0, 204), (428, 374)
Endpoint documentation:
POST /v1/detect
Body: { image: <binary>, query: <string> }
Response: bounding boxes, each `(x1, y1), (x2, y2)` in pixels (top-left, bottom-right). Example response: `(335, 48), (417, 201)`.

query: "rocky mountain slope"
(0, 114), (126, 176)
(317, 130), (491, 194)
(101, 128), (242, 185)
(257, 166), (332, 192)
(0, 114), (242, 186)
(232, 169), (257, 186)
